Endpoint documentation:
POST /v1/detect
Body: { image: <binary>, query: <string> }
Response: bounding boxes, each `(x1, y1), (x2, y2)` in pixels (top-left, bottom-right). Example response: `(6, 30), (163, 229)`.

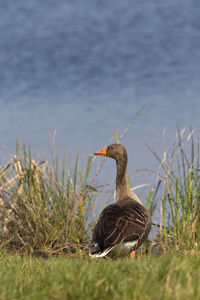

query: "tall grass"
(149, 127), (200, 253)
(1, 124), (200, 256)
(0, 102), (151, 256)
(0, 141), (94, 255)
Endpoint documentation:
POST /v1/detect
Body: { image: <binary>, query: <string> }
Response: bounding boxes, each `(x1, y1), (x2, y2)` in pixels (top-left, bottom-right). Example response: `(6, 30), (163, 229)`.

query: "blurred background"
(0, 0), (200, 193)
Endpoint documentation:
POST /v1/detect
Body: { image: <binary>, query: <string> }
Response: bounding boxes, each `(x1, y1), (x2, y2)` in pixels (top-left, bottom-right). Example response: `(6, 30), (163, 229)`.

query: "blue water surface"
(0, 0), (200, 205)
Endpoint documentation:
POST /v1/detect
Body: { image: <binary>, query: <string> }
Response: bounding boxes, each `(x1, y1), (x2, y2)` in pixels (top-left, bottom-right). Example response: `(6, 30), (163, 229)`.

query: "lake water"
(0, 0), (200, 207)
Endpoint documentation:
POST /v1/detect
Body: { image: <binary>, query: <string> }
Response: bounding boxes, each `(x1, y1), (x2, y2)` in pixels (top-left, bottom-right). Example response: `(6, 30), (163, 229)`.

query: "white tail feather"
(89, 246), (114, 258)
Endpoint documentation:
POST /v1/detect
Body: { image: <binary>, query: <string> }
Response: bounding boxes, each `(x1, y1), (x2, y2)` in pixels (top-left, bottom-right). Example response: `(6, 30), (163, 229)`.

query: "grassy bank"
(1, 125), (200, 299)
(0, 254), (200, 300)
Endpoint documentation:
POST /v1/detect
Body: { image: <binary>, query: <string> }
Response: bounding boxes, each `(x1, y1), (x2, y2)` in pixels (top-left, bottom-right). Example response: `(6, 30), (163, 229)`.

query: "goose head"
(94, 143), (127, 163)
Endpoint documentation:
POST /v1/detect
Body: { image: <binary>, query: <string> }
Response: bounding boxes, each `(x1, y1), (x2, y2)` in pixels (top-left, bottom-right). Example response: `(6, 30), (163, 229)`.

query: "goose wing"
(92, 199), (151, 251)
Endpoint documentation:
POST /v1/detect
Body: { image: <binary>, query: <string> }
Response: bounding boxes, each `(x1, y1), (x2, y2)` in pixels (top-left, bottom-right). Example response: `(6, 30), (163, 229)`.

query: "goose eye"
(110, 146), (114, 150)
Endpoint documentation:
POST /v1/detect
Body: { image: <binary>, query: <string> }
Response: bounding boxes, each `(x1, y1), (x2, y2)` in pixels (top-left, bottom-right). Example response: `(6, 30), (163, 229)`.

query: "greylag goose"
(89, 143), (151, 258)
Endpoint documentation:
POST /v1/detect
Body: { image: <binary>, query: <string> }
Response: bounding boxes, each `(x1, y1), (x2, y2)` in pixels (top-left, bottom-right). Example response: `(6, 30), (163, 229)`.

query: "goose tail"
(89, 243), (114, 258)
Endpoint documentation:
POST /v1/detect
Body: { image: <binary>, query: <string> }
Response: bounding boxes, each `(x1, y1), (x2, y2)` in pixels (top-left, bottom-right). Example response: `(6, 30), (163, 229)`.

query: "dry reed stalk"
(0, 156), (47, 237)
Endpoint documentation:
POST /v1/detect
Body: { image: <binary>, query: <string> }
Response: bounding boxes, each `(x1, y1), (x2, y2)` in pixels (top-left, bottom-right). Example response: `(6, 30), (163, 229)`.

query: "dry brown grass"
(0, 144), (94, 256)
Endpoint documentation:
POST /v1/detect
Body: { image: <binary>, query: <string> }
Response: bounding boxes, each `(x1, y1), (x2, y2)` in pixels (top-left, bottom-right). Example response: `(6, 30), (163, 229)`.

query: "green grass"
(0, 140), (95, 254)
(0, 254), (200, 300)
(148, 127), (200, 252)
(1, 125), (200, 299)
(1, 125), (200, 300)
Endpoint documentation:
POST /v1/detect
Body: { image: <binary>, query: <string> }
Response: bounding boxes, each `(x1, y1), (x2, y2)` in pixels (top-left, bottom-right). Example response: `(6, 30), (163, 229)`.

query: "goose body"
(89, 144), (151, 258)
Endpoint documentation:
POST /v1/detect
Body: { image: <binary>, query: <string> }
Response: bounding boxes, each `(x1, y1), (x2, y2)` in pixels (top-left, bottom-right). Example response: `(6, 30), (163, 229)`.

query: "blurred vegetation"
(1, 254), (200, 300)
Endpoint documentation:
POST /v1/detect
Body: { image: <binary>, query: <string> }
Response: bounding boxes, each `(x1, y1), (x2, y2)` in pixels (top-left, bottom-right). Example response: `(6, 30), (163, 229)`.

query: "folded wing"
(91, 198), (151, 256)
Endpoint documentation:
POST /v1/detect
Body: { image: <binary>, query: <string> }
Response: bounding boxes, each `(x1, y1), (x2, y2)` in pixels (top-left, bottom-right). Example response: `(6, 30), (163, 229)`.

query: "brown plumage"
(89, 144), (151, 258)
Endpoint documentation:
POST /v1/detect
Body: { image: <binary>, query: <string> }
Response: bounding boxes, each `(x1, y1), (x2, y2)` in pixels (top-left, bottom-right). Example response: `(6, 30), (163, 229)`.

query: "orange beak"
(94, 147), (107, 156)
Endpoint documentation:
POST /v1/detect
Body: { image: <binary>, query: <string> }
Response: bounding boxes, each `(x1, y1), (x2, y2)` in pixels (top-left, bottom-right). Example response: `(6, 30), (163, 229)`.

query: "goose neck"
(116, 159), (127, 182)
(115, 159), (128, 201)
(115, 157), (142, 205)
